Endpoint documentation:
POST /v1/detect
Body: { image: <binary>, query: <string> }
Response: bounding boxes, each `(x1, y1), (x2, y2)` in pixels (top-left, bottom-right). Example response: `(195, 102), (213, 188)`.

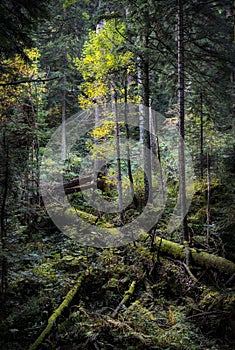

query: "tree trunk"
(61, 8), (67, 160)
(155, 236), (235, 275)
(138, 56), (144, 144)
(0, 127), (8, 303)
(232, 0), (235, 130)
(93, 17), (106, 177)
(0, 130), (8, 245)
(149, 100), (157, 174)
(155, 113), (165, 202)
(199, 92), (204, 179)
(177, 0), (189, 242)
(124, 74), (137, 207)
(143, 28), (152, 204)
(233, 0), (235, 43)
(93, 103), (107, 177)
(206, 153), (211, 245)
(114, 91), (124, 223)
(61, 63), (67, 160)
(29, 85), (40, 205)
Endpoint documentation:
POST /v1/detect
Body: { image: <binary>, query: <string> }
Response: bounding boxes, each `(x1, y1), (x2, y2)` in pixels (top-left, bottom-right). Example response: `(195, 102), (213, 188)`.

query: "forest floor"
(0, 227), (235, 350)
(1, 155), (235, 350)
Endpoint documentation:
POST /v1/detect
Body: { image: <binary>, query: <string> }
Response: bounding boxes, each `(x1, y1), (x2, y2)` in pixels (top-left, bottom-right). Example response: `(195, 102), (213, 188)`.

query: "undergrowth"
(0, 231), (234, 350)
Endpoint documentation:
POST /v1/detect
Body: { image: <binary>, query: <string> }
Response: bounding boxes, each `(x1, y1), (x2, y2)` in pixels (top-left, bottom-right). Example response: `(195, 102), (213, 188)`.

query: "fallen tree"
(112, 280), (136, 318)
(155, 236), (235, 275)
(29, 270), (90, 350)
(28, 233), (235, 350)
(51, 172), (111, 195)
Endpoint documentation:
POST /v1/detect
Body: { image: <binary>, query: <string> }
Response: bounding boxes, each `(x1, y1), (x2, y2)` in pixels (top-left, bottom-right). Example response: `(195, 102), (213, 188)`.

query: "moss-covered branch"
(29, 270), (89, 350)
(112, 280), (136, 318)
(155, 236), (235, 275)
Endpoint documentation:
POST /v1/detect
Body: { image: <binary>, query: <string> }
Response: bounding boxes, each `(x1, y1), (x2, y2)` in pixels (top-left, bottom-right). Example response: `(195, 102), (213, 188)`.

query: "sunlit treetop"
(75, 19), (135, 108)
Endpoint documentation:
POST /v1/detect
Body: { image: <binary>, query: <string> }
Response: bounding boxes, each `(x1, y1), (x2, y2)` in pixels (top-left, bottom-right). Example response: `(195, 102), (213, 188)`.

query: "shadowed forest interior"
(0, 1), (235, 349)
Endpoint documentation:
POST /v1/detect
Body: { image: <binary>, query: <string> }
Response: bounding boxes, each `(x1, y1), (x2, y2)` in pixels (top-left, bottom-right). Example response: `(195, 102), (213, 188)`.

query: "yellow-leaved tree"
(75, 19), (135, 108)
(74, 19), (137, 222)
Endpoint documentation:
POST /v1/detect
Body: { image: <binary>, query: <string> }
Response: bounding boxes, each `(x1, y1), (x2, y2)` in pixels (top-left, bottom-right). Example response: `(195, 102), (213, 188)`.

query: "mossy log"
(155, 236), (235, 275)
(29, 271), (89, 350)
(112, 280), (136, 318)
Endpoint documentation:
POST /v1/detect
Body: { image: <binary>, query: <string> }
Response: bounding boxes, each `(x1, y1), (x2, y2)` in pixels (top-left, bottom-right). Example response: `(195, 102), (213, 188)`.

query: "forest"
(0, 0), (235, 349)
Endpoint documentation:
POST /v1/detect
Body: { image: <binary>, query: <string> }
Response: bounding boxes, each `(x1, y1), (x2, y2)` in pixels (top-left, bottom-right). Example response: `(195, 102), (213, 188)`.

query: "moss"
(29, 271), (88, 350)
(155, 236), (235, 275)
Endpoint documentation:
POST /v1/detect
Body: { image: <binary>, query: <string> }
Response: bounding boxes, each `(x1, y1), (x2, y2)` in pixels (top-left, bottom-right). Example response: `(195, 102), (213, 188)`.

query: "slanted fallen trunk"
(51, 172), (109, 195)
(112, 280), (136, 318)
(64, 182), (96, 194)
(155, 236), (235, 275)
(63, 173), (94, 189)
(29, 270), (90, 350)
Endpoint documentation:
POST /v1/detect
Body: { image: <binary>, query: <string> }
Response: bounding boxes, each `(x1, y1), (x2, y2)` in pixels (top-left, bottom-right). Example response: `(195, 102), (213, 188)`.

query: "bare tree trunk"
(233, 0), (235, 43)
(94, 106), (107, 176)
(178, 0), (189, 242)
(93, 15), (106, 177)
(124, 73), (137, 207)
(149, 100), (157, 173)
(0, 131), (8, 244)
(29, 84), (40, 204)
(155, 113), (165, 202)
(136, 7), (153, 204)
(232, 0), (235, 131)
(114, 92), (124, 223)
(61, 53), (67, 160)
(199, 92), (204, 179)
(149, 103), (166, 204)
(143, 30), (152, 204)
(137, 56), (144, 144)
(124, 8), (137, 208)
(206, 152), (211, 245)
(61, 8), (67, 160)
(0, 127), (8, 303)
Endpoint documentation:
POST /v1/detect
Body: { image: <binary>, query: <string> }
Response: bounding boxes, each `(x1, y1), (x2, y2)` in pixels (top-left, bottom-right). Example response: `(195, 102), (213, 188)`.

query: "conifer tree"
(0, 0), (49, 66)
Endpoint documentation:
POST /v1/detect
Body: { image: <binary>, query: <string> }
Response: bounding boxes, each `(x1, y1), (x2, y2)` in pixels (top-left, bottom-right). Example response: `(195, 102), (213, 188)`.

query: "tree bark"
(199, 92), (204, 179)
(155, 236), (235, 275)
(114, 91), (124, 223)
(232, 0), (235, 129)
(124, 72), (137, 207)
(155, 113), (165, 202)
(142, 18), (153, 204)
(206, 153), (211, 245)
(49, 173), (110, 195)
(61, 7), (67, 160)
(0, 129), (8, 245)
(0, 128), (8, 303)
(177, 0), (189, 242)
